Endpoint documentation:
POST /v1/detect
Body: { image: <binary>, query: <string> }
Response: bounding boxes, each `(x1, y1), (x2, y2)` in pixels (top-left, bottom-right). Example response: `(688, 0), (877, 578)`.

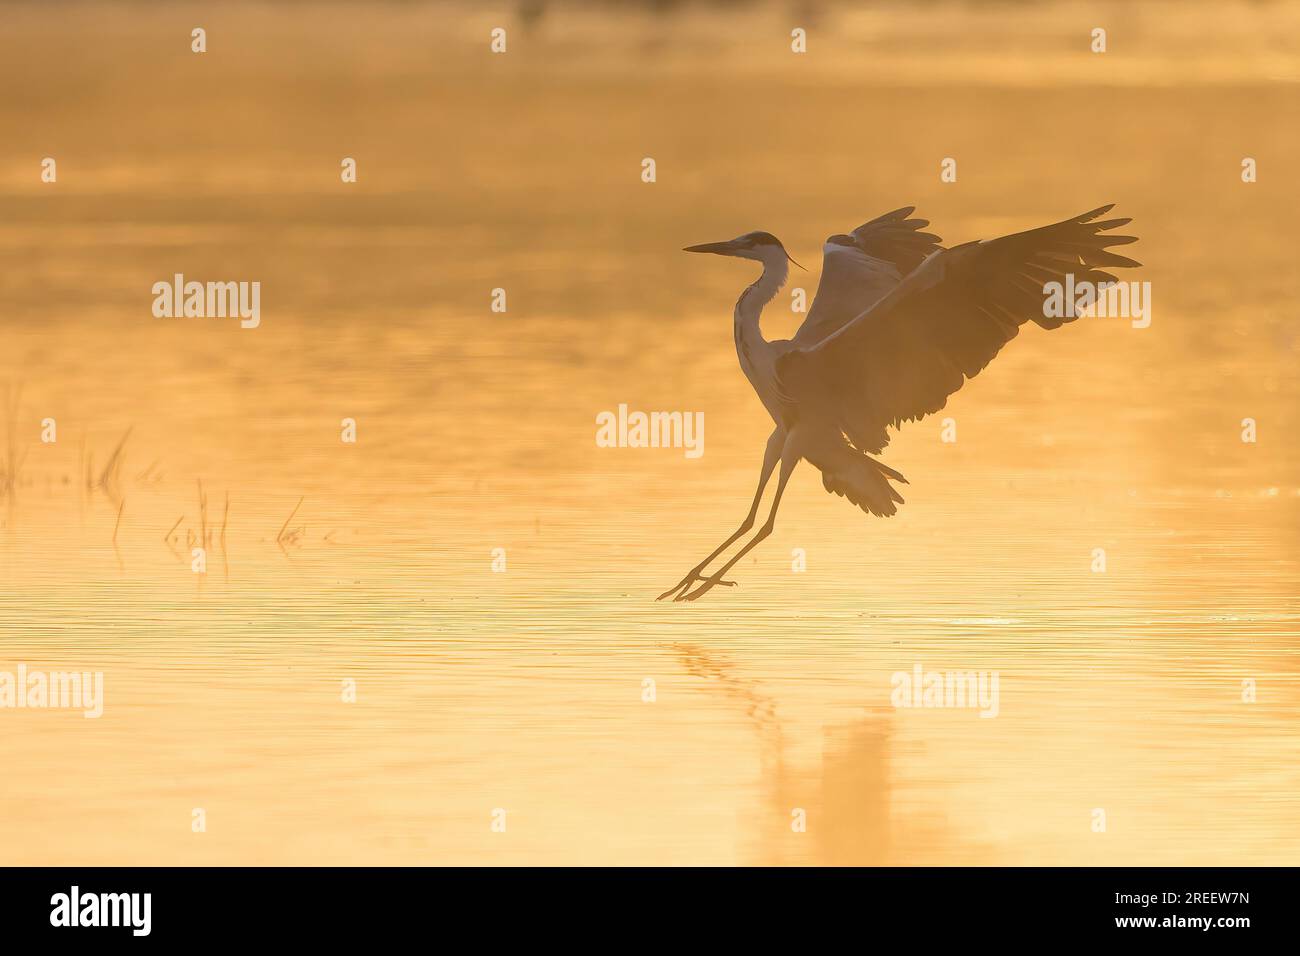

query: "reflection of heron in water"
(672, 643), (900, 865)
(661, 206), (1140, 601)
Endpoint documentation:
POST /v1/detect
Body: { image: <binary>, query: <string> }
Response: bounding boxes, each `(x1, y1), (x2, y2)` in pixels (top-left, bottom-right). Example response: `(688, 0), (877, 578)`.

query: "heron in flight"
(659, 204), (1140, 602)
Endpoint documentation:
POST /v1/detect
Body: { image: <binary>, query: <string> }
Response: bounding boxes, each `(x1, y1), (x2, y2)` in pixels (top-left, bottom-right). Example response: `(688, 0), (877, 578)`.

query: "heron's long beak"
(682, 240), (741, 256)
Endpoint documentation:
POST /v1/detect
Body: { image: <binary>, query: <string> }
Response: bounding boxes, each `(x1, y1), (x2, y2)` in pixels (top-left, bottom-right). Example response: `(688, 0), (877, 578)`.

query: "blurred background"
(0, 0), (1297, 864)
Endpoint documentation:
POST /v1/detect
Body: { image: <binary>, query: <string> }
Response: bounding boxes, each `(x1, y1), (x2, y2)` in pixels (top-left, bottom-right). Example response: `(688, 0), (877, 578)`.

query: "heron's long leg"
(657, 427), (784, 601)
(679, 439), (799, 602)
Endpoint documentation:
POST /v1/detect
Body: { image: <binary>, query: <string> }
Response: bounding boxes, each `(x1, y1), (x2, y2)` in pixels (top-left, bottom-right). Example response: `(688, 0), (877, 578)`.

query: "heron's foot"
(657, 570), (705, 602)
(679, 572), (739, 602)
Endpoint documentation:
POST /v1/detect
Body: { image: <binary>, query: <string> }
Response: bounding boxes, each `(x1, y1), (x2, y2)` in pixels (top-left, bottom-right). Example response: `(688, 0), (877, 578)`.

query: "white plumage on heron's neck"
(732, 243), (791, 425)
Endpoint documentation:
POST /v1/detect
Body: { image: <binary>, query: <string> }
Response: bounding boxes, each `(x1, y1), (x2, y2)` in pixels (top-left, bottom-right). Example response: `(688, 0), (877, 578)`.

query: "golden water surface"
(1, 0), (1297, 865)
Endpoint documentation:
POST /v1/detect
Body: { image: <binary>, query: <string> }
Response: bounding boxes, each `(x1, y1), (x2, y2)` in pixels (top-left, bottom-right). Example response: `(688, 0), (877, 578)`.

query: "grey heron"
(659, 204), (1140, 602)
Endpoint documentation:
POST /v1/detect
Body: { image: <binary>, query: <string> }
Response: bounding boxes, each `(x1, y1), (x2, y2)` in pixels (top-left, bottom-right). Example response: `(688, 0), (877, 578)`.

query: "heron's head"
(683, 231), (804, 269)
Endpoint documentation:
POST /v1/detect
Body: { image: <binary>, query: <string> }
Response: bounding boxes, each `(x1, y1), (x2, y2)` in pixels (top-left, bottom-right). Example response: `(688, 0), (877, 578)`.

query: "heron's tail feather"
(807, 442), (906, 518)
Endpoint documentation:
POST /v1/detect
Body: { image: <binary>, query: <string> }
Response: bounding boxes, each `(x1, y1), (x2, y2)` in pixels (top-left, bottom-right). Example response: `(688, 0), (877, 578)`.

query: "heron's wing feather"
(791, 206), (944, 349)
(777, 205), (1140, 455)
(792, 245), (901, 348)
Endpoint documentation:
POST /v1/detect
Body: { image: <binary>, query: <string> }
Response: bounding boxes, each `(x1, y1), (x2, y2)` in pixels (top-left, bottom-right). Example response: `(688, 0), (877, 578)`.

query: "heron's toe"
(680, 575), (738, 601)
(657, 578), (693, 601)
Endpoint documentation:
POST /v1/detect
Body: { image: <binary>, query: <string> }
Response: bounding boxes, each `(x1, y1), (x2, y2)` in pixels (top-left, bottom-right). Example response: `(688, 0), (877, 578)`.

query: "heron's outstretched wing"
(791, 206), (944, 349)
(777, 205), (1140, 455)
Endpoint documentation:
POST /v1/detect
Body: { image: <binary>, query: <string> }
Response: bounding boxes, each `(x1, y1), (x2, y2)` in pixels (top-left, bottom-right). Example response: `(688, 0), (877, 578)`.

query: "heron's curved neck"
(733, 252), (788, 346)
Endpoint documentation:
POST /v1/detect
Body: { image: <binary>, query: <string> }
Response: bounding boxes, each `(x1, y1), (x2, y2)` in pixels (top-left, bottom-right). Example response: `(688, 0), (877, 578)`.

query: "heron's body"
(660, 205), (1141, 602)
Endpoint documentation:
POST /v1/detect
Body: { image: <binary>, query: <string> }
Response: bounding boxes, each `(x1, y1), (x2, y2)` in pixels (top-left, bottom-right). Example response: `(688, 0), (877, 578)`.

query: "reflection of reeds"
(77, 432), (85, 526)
(220, 492), (230, 582)
(95, 427), (131, 506)
(1, 384), (28, 507)
(277, 496), (305, 554)
(112, 498), (126, 571)
(194, 478), (209, 551)
(163, 514), (184, 562)
(163, 481), (229, 575)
